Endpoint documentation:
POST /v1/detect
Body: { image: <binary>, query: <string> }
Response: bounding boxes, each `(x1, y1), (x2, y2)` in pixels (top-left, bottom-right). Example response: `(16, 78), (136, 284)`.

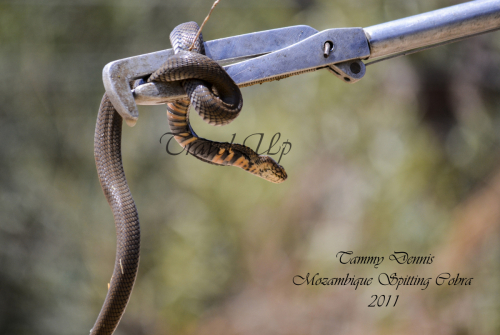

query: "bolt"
(323, 41), (334, 58)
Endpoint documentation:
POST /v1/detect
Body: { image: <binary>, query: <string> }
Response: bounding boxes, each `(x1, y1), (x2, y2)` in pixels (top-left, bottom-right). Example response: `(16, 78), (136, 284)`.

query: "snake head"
(258, 156), (288, 183)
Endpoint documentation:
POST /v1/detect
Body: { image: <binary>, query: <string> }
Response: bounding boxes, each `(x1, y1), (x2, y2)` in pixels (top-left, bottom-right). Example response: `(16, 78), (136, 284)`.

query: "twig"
(188, 0), (221, 51)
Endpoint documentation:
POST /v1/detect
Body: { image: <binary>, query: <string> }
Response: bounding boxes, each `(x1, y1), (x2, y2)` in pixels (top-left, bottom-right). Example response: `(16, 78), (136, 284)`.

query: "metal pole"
(364, 0), (500, 59)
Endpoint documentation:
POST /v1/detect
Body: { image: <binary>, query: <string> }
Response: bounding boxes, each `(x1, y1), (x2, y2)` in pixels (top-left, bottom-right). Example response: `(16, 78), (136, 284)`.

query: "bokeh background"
(1, 0), (500, 334)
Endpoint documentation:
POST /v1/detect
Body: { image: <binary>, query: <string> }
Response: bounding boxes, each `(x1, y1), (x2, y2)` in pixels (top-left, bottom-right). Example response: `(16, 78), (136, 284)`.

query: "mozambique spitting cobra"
(92, 22), (287, 334)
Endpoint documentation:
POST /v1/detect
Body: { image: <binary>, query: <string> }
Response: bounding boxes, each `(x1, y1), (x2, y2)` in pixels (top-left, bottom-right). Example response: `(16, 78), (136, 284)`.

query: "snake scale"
(92, 22), (286, 334)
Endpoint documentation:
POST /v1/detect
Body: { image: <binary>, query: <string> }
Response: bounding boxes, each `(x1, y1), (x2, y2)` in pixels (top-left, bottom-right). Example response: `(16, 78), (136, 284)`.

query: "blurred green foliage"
(1, 0), (500, 334)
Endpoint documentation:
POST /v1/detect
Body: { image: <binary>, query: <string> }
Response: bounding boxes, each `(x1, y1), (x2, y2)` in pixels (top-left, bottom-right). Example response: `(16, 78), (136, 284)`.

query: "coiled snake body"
(92, 22), (286, 334)
(157, 22), (287, 184)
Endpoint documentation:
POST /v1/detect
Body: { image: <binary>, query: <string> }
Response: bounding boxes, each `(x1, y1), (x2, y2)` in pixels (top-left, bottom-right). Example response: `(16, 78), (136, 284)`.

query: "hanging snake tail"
(92, 94), (141, 335)
(165, 100), (287, 183)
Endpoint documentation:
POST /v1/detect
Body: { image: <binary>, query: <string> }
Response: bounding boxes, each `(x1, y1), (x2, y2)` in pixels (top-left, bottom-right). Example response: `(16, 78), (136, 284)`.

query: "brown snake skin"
(91, 21), (286, 335)
(91, 94), (140, 335)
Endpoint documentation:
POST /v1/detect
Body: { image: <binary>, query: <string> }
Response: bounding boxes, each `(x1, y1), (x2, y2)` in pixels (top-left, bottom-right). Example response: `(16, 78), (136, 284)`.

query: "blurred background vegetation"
(1, 0), (500, 334)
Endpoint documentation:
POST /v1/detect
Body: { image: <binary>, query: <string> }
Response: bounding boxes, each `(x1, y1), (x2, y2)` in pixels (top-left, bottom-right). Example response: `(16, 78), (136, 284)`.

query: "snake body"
(152, 22), (287, 184)
(92, 94), (140, 335)
(91, 22), (286, 335)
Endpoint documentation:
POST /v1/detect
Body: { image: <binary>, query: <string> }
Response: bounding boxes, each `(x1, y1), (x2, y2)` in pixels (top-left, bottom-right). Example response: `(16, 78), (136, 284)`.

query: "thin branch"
(188, 0), (221, 51)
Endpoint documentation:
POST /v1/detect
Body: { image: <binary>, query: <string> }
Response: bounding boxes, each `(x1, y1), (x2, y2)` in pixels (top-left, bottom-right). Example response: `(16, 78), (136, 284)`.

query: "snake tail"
(92, 94), (141, 335)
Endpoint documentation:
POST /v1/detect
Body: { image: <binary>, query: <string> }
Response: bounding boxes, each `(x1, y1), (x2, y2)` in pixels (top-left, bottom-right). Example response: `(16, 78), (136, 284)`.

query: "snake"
(92, 93), (140, 335)
(155, 22), (287, 184)
(91, 22), (287, 335)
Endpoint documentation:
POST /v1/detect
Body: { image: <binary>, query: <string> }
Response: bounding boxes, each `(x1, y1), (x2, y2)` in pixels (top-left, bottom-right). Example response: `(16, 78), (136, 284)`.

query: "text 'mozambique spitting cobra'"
(92, 22), (287, 335)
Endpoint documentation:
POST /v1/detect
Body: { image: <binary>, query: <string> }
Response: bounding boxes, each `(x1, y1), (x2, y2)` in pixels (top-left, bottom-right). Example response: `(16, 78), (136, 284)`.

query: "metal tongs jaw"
(103, 25), (370, 127)
(104, 0), (500, 126)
